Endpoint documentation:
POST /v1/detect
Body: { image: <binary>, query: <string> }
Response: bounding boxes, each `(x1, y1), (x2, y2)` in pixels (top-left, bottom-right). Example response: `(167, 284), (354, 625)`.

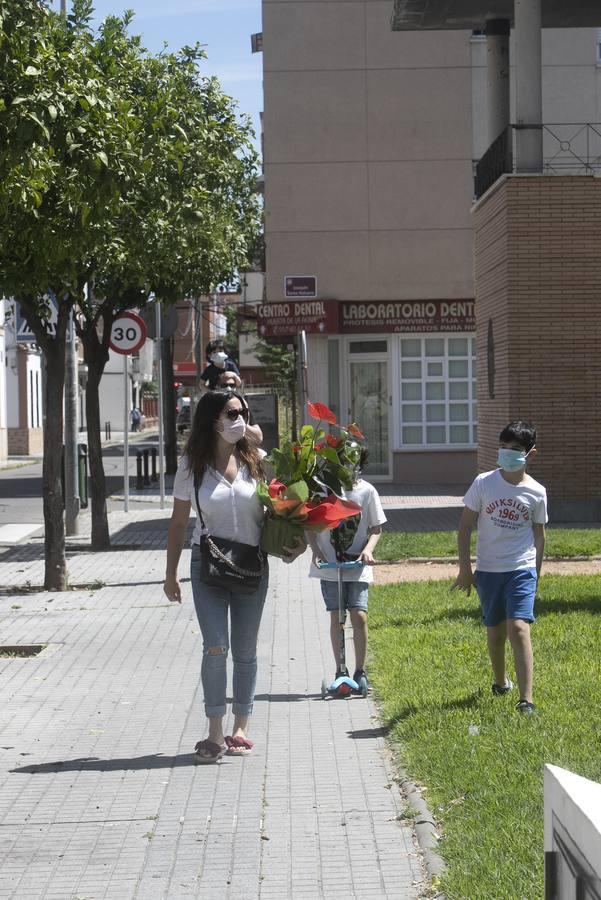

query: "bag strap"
(193, 474), (208, 533)
(194, 473), (265, 576)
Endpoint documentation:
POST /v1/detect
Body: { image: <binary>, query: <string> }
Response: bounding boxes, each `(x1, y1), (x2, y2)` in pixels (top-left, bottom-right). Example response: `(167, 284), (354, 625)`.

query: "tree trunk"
(162, 336), (178, 474)
(77, 304), (112, 552)
(42, 335), (68, 590)
(85, 345), (111, 550)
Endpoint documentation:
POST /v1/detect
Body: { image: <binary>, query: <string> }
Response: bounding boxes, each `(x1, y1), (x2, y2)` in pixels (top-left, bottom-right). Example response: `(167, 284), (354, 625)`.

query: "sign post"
(109, 312), (147, 512)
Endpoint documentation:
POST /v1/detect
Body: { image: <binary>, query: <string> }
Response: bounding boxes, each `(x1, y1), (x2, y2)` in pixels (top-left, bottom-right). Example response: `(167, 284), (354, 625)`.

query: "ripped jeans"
(190, 544), (268, 718)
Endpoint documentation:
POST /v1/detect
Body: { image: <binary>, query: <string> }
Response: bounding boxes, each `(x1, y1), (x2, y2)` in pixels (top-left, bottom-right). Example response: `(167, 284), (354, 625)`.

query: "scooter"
(318, 559), (369, 699)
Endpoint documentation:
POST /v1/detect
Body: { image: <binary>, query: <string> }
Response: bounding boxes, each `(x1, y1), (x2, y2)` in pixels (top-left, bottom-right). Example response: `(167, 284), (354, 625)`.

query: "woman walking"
(163, 390), (300, 763)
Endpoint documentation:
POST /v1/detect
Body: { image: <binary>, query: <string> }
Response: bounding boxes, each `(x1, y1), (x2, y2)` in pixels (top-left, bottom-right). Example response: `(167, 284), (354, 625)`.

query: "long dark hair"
(184, 390), (264, 483)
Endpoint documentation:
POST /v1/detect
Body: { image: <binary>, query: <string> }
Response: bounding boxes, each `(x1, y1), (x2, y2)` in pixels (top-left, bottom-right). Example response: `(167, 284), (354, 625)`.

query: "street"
(0, 432), (169, 529)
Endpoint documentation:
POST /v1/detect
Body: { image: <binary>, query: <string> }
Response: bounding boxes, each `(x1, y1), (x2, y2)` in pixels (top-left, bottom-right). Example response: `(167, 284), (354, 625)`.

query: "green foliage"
(252, 339), (296, 395)
(369, 574), (601, 899)
(375, 527), (601, 560)
(0, 0), (142, 312)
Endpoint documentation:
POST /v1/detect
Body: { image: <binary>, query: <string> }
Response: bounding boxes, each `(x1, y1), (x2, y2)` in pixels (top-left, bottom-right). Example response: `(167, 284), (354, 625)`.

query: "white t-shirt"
(463, 469), (548, 572)
(172, 455), (264, 547)
(308, 479), (387, 584)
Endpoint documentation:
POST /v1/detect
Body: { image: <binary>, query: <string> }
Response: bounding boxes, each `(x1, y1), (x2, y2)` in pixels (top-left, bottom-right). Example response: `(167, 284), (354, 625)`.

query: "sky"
(60, 0), (264, 151)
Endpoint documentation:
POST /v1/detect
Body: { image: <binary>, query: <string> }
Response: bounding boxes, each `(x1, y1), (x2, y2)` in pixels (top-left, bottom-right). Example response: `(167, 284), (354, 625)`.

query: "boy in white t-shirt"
(452, 421), (547, 715)
(307, 449), (387, 689)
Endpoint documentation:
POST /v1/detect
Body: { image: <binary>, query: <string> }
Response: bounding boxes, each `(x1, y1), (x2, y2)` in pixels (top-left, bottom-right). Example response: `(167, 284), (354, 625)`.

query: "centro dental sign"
(340, 300), (475, 333)
(257, 300), (339, 338)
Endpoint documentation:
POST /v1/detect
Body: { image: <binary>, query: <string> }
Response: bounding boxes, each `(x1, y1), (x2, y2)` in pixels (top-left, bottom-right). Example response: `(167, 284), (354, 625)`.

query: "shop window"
(402, 382), (422, 401)
(399, 335), (477, 447)
(401, 361), (421, 378)
(349, 341), (387, 353)
(425, 338), (444, 356)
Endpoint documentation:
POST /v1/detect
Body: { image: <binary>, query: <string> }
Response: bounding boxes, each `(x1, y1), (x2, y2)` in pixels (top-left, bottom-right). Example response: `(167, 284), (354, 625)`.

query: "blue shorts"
(320, 580), (369, 613)
(474, 568), (537, 627)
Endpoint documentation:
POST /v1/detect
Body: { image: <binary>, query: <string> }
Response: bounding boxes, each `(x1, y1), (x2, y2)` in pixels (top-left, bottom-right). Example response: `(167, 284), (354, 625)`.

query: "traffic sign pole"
(123, 354), (130, 512)
(109, 312), (147, 514)
(156, 302), (165, 510)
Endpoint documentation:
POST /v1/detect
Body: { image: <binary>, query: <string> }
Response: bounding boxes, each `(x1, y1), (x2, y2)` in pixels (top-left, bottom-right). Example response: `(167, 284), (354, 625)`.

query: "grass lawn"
(369, 574), (601, 900)
(376, 527), (601, 560)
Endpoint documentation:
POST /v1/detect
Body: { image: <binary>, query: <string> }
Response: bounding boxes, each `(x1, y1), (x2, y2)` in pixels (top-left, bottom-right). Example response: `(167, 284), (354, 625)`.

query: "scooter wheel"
(358, 676), (369, 698)
(321, 678), (328, 700)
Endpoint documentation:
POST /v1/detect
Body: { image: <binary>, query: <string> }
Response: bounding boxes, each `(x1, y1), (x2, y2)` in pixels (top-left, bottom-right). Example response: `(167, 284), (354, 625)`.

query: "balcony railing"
(474, 123), (601, 199)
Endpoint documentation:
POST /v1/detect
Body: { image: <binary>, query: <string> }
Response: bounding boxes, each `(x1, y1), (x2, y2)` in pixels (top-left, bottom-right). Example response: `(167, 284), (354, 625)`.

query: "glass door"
(349, 358), (390, 477)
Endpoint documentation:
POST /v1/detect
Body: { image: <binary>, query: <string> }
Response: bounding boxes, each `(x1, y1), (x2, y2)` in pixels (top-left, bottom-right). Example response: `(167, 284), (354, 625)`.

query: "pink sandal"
(225, 735), (254, 757)
(194, 739), (226, 764)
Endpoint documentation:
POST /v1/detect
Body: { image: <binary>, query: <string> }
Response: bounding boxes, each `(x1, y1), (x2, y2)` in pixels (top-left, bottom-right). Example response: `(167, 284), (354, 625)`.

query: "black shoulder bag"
(194, 477), (266, 595)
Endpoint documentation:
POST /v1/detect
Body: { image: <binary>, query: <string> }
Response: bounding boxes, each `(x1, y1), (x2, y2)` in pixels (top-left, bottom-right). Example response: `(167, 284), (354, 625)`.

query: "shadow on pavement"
(347, 725), (391, 740)
(12, 753), (199, 774)
(253, 692), (322, 702)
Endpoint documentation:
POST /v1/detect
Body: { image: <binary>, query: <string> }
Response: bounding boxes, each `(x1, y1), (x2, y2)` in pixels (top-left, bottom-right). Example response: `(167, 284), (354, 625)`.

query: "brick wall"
(473, 175), (601, 516)
(8, 427), (43, 456)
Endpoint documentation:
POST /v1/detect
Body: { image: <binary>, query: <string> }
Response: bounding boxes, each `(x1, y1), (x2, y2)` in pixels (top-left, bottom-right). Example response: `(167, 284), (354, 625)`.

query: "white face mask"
(218, 417), (247, 444)
(210, 351), (228, 367)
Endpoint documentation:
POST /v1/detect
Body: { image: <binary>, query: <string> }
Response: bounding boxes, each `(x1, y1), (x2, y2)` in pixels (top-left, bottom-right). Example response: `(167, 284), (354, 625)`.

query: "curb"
(376, 555), (600, 565)
(399, 774), (446, 885)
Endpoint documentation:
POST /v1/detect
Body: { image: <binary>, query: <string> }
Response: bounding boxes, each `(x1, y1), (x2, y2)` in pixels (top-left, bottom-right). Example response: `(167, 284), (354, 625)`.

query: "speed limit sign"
(109, 312), (147, 355)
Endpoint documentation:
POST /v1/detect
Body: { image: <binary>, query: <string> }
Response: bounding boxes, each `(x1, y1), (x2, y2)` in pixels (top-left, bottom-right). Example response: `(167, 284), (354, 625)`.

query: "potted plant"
(257, 401), (366, 558)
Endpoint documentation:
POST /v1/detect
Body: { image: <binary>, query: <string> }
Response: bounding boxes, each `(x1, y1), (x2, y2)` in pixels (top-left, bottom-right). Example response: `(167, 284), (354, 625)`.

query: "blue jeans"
(190, 544), (268, 718)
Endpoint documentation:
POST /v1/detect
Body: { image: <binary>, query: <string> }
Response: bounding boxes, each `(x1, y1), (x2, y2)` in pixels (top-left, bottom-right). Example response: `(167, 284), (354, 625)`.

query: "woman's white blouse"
(172, 455), (264, 547)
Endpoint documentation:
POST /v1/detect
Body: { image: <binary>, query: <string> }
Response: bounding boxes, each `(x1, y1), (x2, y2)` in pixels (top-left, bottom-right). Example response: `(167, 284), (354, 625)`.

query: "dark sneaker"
(492, 678), (514, 696)
(516, 699), (536, 715)
(335, 666), (349, 679)
(353, 669), (369, 688)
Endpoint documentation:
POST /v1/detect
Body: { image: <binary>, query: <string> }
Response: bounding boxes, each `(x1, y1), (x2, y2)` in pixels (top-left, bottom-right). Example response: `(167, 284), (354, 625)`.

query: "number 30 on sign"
(109, 312), (147, 355)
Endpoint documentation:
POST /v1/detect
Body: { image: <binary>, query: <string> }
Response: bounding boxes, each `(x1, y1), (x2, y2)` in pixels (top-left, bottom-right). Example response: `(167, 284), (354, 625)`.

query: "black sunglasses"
(224, 407), (249, 421)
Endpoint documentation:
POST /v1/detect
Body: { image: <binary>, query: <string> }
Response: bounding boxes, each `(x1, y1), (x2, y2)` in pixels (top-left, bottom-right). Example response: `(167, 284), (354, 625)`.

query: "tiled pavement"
(0, 512), (425, 899)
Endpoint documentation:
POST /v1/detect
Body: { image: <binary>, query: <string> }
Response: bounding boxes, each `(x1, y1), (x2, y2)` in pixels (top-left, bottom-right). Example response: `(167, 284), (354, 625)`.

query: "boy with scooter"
(307, 448), (386, 696)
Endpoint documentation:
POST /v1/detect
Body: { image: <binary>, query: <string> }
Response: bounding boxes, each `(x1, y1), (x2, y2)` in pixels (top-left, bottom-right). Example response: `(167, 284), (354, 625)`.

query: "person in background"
(199, 340), (240, 391)
(218, 371), (263, 446)
(218, 371), (242, 391)
(130, 407), (142, 432)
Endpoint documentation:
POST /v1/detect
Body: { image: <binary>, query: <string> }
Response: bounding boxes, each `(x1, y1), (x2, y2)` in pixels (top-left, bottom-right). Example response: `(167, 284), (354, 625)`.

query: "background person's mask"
(210, 351), (228, 368)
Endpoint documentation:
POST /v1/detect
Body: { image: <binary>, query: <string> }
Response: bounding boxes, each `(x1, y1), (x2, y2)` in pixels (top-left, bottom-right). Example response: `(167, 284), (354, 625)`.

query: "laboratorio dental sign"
(340, 300), (475, 333)
(256, 299), (475, 338)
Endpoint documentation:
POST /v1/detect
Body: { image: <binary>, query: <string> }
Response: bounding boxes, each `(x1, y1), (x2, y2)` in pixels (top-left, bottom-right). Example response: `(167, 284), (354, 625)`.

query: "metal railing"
(474, 123), (601, 198)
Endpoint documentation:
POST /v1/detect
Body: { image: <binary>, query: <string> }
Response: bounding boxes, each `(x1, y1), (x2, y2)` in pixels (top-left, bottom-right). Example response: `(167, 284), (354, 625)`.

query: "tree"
(75, 18), (260, 543)
(252, 338), (298, 440)
(0, 0), (147, 586)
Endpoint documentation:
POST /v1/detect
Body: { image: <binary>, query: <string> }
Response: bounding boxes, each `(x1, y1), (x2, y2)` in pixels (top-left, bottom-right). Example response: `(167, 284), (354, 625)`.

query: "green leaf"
(24, 66), (41, 76)
(47, 104), (57, 121)
(287, 481), (309, 502)
(96, 151), (109, 166)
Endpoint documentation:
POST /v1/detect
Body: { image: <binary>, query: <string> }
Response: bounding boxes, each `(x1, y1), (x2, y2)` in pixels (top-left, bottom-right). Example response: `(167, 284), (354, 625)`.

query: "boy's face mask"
(497, 447), (532, 472)
(210, 351), (228, 367)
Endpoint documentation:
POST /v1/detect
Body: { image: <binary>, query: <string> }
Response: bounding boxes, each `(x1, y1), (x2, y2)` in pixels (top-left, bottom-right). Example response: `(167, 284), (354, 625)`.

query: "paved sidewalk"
(0, 512), (425, 899)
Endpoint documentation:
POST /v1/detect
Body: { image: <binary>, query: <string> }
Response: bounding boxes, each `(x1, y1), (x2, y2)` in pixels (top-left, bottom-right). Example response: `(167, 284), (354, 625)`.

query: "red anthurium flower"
(326, 434), (341, 448)
(307, 401), (337, 425)
(304, 496), (362, 530)
(346, 423), (365, 440)
(314, 441), (326, 451)
(268, 479), (287, 499)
